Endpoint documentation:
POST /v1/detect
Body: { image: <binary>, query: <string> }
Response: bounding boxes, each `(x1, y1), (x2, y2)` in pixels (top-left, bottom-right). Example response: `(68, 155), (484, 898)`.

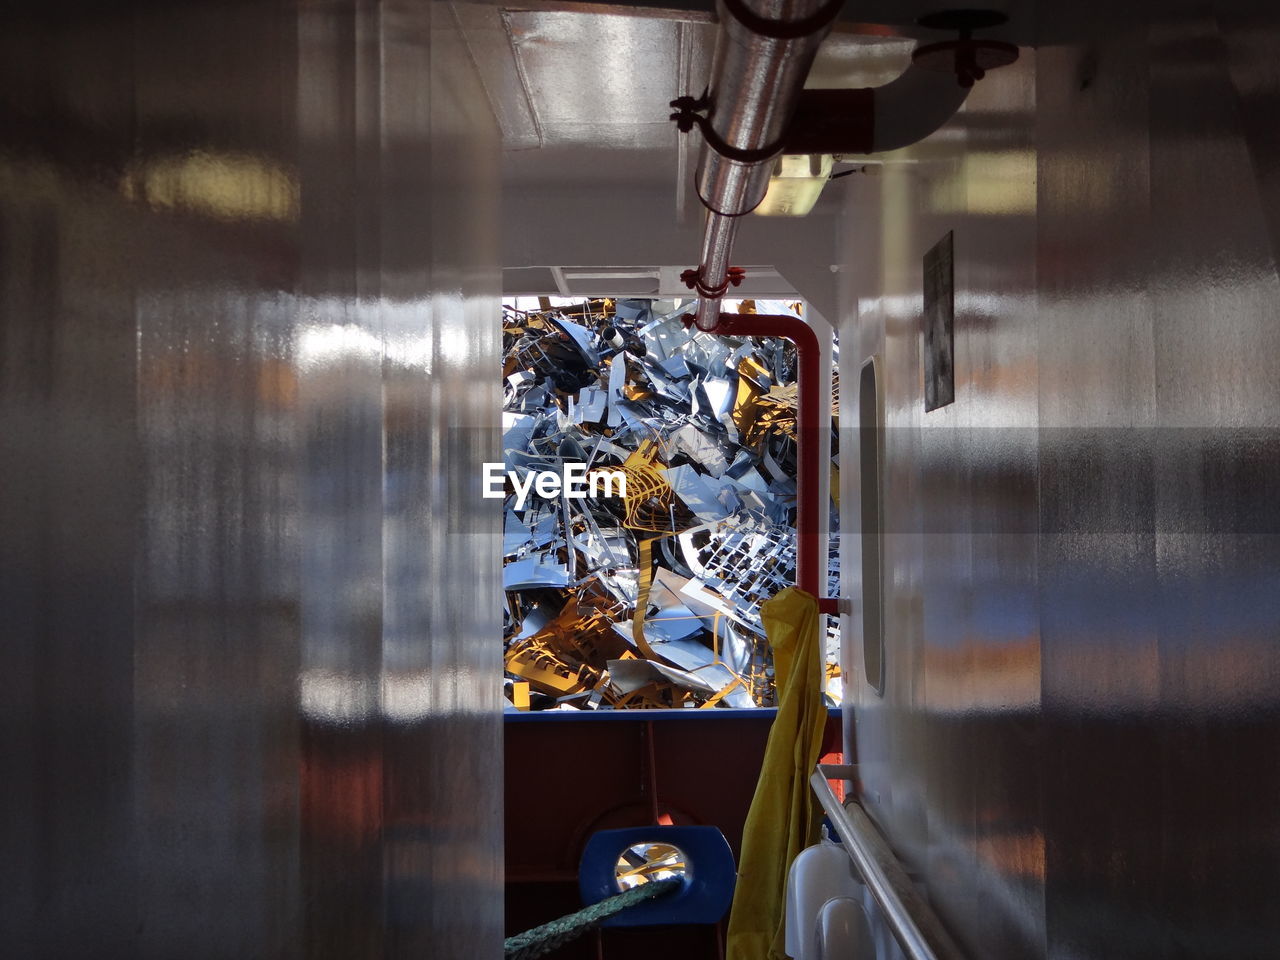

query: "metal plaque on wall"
(923, 231), (955, 411)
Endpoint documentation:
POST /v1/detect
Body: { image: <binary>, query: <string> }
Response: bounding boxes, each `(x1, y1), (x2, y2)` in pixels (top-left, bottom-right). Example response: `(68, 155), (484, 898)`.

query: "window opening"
(499, 296), (841, 711)
(859, 358), (884, 695)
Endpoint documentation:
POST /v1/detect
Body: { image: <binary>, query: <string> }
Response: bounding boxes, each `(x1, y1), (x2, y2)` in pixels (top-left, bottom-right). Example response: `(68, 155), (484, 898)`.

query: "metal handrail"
(810, 768), (968, 960)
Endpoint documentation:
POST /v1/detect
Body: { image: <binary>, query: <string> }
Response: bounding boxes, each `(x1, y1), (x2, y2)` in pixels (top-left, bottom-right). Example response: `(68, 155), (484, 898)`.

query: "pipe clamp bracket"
(680, 266), (746, 299)
(669, 95), (785, 166)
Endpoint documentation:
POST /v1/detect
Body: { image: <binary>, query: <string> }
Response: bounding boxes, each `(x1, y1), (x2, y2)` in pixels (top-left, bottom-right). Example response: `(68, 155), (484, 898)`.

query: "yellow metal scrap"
(609, 681), (691, 709)
(504, 640), (596, 696)
(610, 440), (683, 533)
(511, 681), (531, 711)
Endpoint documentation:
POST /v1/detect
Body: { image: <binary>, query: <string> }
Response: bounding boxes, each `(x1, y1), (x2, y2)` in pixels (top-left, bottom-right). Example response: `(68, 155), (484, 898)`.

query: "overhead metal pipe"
(686, 56), (977, 327)
(674, 7), (1016, 604)
(675, 8), (1017, 329)
(697, 211), (741, 312)
(782, 61), (972, 155)
(680, 0), (842, 330)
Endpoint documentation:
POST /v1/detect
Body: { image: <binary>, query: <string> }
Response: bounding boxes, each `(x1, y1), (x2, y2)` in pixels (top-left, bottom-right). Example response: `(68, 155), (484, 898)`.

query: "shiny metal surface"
(505, 9), (689, 149)
(698, 210), (742, 300)
(701, 0), (833, 172)
(840, 6), (1280, 958)
(462, 9), (718, 154)
(1, 1), (502, 957)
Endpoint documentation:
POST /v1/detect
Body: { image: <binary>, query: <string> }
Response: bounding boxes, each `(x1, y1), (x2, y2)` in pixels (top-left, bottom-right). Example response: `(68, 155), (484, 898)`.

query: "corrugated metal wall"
(840, 6), (1280, 958)
(0, 2), (503, 957)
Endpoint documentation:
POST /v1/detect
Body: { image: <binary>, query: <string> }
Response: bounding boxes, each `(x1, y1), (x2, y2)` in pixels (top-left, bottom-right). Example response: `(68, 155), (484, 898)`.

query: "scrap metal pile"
(501, 297), (839, 711)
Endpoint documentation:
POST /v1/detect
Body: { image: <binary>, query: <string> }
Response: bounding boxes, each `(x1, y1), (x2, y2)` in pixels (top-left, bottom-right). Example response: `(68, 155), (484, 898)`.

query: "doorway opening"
(500, 295), (840, 712)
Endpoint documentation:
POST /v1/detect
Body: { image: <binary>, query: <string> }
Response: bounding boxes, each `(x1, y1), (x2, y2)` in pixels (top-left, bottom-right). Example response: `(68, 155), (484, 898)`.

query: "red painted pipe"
(702, 312), (839, 615)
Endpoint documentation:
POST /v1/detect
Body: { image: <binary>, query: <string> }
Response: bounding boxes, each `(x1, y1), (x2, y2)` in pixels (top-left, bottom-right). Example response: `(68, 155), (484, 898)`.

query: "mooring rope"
(504, 877), (682, 960)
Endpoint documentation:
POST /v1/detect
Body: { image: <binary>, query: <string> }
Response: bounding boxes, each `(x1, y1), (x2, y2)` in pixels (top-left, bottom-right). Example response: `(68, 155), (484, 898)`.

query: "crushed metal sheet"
(501, 297), (841, 711)
(607, 658), (719, 697)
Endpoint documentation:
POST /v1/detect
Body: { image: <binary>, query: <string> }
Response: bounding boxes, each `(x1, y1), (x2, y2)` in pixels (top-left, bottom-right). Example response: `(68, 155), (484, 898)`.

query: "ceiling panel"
(504, 10), (709, 148)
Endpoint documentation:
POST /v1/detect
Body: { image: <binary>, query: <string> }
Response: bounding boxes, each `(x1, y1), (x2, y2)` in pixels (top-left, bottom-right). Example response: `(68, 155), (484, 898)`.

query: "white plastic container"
(784, 831), (865, 960)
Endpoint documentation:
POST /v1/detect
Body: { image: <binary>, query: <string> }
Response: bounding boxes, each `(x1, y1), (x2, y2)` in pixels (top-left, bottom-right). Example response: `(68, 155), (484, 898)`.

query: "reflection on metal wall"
(840, 7), (1280, 959)
(0, 2), (501, 958)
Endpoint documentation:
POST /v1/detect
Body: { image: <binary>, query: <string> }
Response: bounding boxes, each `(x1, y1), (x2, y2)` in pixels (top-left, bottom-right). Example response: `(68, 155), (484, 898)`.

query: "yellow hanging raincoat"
(726, 587), (828, 960)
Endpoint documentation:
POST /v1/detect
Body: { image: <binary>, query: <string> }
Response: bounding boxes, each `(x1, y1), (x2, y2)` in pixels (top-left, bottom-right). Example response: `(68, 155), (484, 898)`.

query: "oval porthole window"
(614, 841), (690, 890)
(859, 358), (885, 695)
